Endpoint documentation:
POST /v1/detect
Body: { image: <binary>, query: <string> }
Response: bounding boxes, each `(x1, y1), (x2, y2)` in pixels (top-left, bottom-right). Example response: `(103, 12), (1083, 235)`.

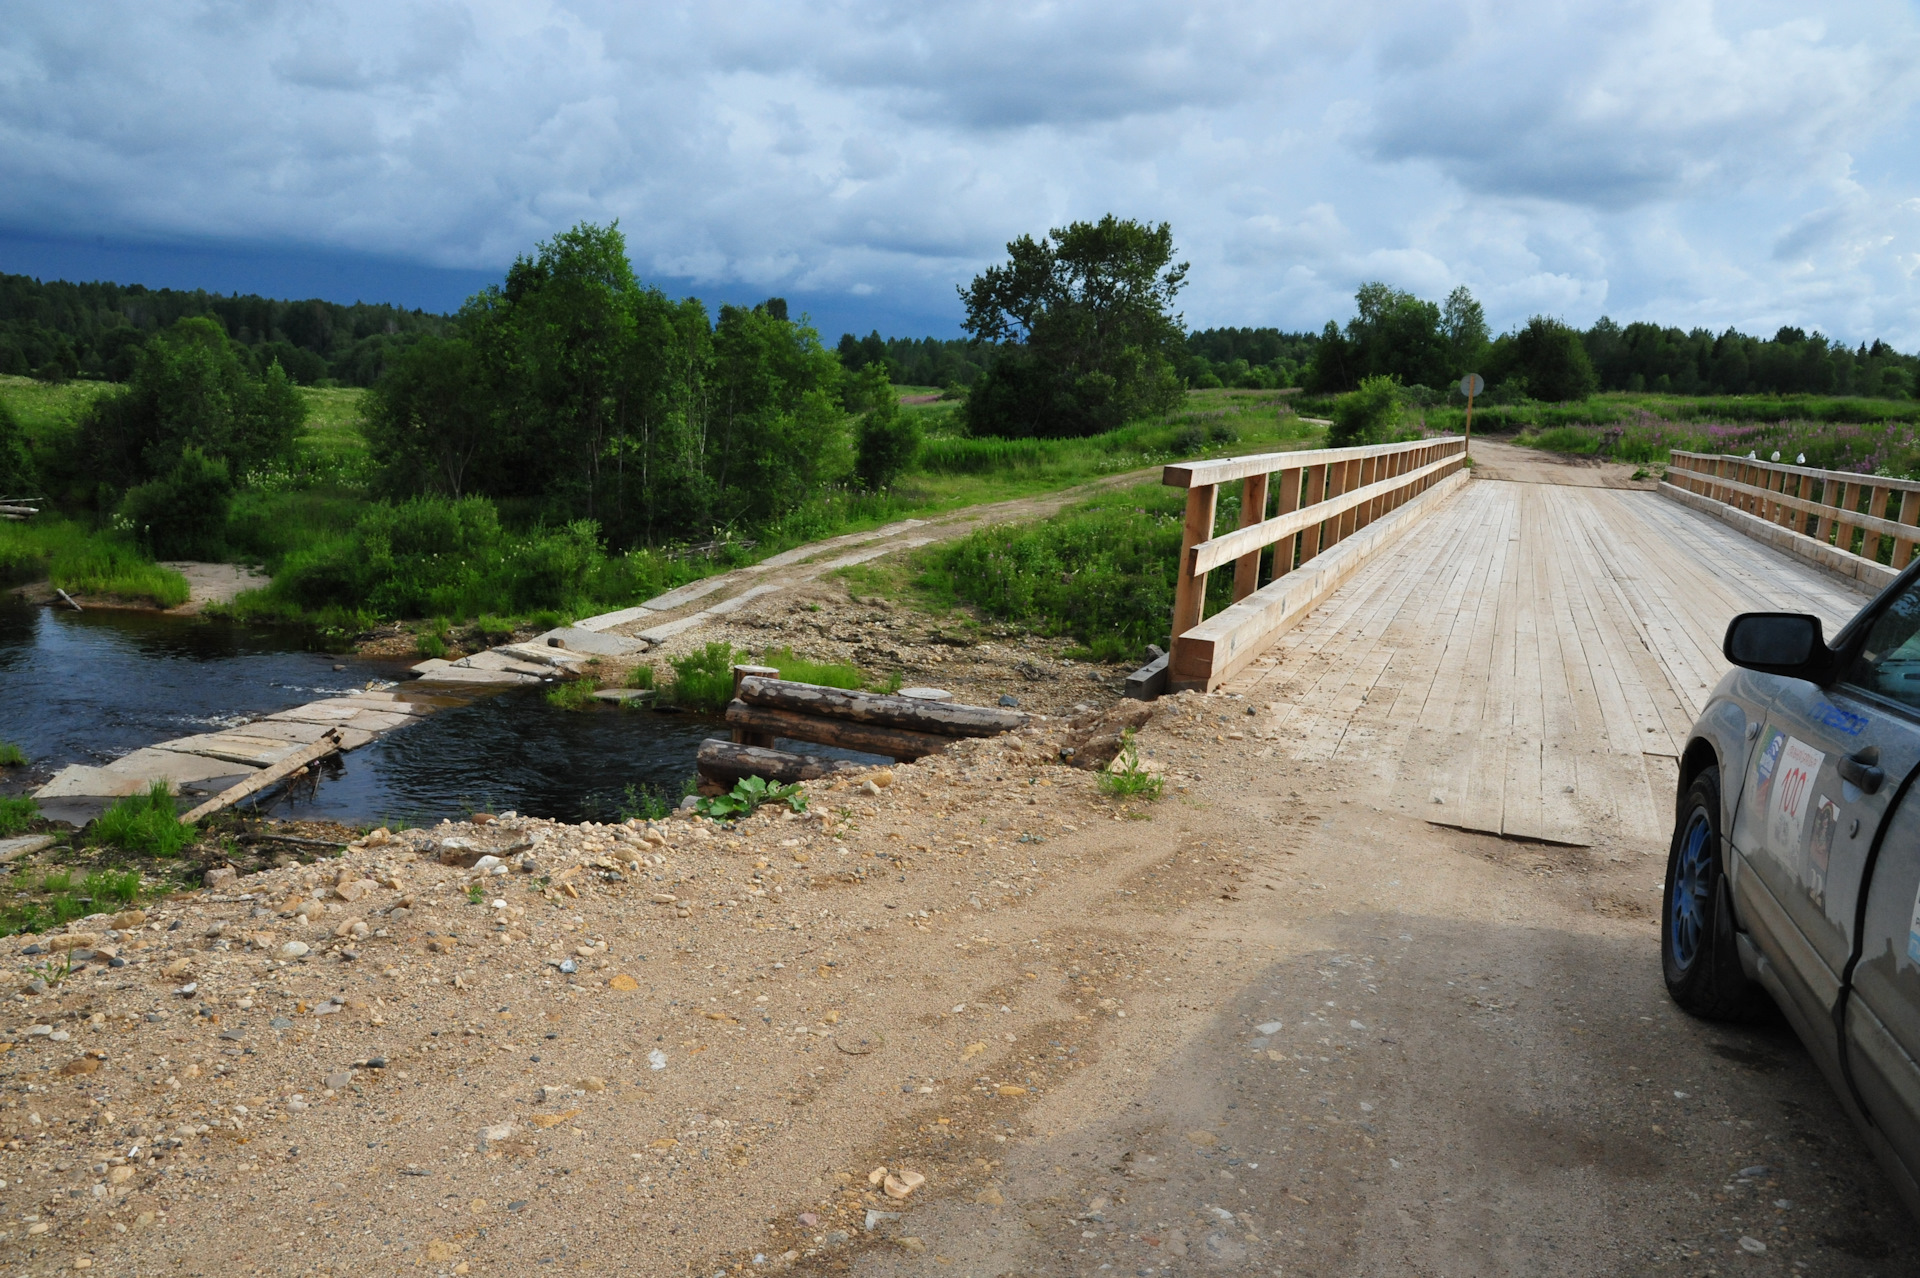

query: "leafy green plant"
(1097, 730), (1164, 801)
(624, 664), (656, 690)
(415, 629), (449, 659)
(616, 783), (673, 822)
(0, 741), (26, 767)
(0, 794), (38, 836)
(89, 782), (194, 857)
(545, 678), (599, 711)
(694, 776), (808, 820)
(467, 880), (486, 904)
(670, 642), (745, 711)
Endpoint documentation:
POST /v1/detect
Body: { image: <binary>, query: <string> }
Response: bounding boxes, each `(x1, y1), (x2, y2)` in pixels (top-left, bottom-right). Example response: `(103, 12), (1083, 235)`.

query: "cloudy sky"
(3, 0), (1918, 345)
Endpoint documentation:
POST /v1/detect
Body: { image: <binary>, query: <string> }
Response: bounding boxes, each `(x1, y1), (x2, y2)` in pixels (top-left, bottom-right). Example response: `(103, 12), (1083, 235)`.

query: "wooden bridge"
(1155, 438), (1886, 850)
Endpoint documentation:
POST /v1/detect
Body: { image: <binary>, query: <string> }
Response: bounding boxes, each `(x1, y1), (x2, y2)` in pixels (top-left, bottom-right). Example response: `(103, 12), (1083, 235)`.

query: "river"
(0, 600), (731, 826)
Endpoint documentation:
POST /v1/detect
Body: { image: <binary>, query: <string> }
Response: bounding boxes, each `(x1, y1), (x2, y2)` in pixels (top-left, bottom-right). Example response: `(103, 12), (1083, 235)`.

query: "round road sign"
(1459, 373), (1485, 398)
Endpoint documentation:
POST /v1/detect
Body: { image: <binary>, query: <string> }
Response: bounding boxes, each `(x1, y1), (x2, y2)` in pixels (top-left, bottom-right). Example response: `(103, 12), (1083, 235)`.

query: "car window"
(1847, 578), (1920, 711)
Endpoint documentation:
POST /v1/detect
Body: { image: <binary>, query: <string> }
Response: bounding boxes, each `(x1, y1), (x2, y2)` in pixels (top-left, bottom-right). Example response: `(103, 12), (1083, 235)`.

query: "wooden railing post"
(1897, 491), (1919, 569)
(1275, 466), (1302, 575)
(1232, 470), (1269, 602)
(1170, 483), (1218, 644)
(1299, 463), (1328, 563)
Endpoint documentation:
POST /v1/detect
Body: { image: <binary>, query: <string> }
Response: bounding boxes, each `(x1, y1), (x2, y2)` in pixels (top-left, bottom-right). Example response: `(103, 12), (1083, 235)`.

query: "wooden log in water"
(735, 676), (1027, 737)
(178, 729), (342, 825)
(723, 701), (954, 761)
(696, 738), (861, 788)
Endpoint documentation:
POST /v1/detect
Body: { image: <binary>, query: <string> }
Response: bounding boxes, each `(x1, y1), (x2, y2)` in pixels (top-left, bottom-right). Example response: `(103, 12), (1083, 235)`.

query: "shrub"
(83, 869), (142, 905)
(670, 642), (744, 711)
(1096, 730), (1164, 800)
(1328, 375), (1403, 446)
(90, 782), (194, 857)
(624, 664), (656, 690)
(856, 397), (922, 490)
(119, 447), (233, 559)
(0, 741), (25, 768)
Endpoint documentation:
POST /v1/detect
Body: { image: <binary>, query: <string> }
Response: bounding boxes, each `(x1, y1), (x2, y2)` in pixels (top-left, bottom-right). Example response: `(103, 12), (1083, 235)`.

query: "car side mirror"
(1724, 612), (1831, 682)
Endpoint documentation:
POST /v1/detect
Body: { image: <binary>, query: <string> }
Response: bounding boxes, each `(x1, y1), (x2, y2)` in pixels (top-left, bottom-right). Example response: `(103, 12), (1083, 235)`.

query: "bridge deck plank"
(1222, 476), (1870, 850)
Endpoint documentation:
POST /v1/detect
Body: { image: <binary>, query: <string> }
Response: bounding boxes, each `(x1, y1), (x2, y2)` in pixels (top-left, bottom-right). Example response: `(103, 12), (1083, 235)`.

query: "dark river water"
(0, 600), (736, 826)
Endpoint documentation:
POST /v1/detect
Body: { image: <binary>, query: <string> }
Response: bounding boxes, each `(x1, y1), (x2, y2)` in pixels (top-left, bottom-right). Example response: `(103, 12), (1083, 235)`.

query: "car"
(1667, 565), (1920, 1219)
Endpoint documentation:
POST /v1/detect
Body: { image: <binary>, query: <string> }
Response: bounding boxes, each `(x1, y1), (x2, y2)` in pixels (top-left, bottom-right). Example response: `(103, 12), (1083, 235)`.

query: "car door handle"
(1839, 749), (1884, 795)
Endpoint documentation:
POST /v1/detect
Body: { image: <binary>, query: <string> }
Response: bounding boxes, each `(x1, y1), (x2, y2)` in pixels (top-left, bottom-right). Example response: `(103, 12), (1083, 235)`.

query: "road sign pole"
(1457, 373), (1483, 465)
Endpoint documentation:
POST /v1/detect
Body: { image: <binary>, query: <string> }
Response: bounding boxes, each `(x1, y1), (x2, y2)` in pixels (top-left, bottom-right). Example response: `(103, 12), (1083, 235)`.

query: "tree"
(850, 365), (920, 490)
(1490, 317), (1597, 402)
(71, 316), (306, 497)
(1441, 287), (1489, 381)
(0, 399), (31, 496)
(1308, 283), (1488, 393)
(960, 215), (1187, 438)
(120, 447), (233, 559)
(362, 337), (490, 498)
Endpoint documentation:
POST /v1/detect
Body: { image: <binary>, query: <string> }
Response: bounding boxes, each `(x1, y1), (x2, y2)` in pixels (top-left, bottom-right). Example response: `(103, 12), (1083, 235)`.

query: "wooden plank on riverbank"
(179, 730), (343, 825)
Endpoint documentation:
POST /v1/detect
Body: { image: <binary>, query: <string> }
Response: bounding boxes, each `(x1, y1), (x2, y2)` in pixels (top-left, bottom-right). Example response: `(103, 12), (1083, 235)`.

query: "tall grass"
(0, 519), (190, 606)
(759, 645), (869, 690)
(1514, 410), (1920, 474)
(669, 642), (742, 711)
(90, 782), (194, 856)
(0, 795), (38, 836)
(919, 482), (1239, 662)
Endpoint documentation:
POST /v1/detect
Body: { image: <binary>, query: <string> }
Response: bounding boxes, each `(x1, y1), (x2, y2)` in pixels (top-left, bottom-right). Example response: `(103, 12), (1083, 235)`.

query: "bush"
(1328, 375), (1404, 446)
(120, 447), (233, 559)
(624, 664), (656, 690)
(90, 782), (194, 856)
(856, 396), (922, 491)
(670, 642), (744, 711)
(0, 741), (25, 768)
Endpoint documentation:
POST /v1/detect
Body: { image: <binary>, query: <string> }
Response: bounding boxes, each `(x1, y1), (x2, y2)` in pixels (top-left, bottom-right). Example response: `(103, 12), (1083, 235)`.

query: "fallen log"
(723, 701), (954, 761)
(735, 676), (1027, 737)
(696, 738), (861, 788)
(178, 729), (342, 825)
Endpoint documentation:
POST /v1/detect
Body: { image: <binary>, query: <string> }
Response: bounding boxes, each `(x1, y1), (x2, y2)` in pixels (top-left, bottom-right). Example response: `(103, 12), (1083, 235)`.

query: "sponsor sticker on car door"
(1767, 737), (1826, 854)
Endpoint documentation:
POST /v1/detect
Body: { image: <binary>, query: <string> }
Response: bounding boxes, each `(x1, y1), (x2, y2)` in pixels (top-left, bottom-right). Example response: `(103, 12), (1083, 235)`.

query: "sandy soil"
(159, 564), (271, 615)
(1, 686), (1912, 1276)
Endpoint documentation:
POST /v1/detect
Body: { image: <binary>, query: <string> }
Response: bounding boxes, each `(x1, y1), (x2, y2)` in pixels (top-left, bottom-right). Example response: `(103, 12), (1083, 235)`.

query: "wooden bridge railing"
(1160, 435), (1469, 692)
(1664, 451), (1920, 589)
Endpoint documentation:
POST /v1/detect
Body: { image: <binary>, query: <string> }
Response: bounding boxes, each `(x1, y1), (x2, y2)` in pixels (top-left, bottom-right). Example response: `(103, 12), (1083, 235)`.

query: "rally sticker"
(1908, 882), (1920, 964)
(1767, 737), (1826, 854)
(1752, 728), (1786, 811)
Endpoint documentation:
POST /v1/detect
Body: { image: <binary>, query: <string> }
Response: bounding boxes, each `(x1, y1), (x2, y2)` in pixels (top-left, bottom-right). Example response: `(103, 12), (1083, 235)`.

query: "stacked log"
(696, 672), (1029, 787)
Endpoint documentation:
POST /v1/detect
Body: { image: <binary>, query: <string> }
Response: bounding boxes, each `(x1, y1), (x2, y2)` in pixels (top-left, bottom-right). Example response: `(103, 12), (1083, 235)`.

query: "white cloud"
(0, 0), (1917, 343)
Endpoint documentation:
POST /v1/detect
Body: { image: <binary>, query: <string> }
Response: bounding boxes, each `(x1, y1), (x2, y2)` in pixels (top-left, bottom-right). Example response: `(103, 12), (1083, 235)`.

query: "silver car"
(1669, 570), (1920, 1217)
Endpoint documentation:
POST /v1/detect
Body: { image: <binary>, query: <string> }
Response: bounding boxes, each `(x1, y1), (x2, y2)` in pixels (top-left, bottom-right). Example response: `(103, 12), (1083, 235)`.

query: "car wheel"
(1662, 765), (1768, 1020)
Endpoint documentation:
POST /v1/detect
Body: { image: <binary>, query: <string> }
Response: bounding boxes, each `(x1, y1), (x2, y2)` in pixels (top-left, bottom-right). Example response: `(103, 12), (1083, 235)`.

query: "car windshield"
(1848, 578), (1920, 711)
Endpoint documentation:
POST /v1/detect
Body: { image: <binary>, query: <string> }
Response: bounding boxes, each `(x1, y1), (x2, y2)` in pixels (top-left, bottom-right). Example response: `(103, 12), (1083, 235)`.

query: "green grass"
(0, 741), (25, 768)
(90, 782), (194, 857)
(0, 374), (120, 444)
(669, 642), (743, 711)
(624, 663), (656, 690)
(917, 481), (1241, 662)
(0, 518), (190, 605)
(1511, 409), (1920, 473)
(84, 869), (143, 904)
(545, 678), (598, 711)
(0, 795), (38, 836)
(758, 645), (868, 690)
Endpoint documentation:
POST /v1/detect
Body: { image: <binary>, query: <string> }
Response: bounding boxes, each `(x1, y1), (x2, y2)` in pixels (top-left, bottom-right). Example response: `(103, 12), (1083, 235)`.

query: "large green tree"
(71, 316), (306, 497)
(960, 215), (1187, 438)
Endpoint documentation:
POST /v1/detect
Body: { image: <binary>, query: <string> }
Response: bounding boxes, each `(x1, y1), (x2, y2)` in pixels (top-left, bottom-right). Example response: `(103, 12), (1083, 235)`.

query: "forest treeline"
(0, 272), (448, 387)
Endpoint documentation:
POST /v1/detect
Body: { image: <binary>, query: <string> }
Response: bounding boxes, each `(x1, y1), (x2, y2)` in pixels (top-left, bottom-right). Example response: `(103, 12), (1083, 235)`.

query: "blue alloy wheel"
(1669, 809), (1713, 972)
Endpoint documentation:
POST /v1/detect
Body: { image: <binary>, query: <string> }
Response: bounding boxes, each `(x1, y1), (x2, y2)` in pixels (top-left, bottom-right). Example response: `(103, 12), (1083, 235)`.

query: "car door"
(1848, 784), (1920, 1201)
(1729, 577), (1920, 1072)
(1839, 580), (1920, 1198)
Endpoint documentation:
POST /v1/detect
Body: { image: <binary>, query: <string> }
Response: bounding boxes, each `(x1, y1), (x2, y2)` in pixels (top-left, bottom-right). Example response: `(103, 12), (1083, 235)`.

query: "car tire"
(1662, 765), (1769, 1021)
